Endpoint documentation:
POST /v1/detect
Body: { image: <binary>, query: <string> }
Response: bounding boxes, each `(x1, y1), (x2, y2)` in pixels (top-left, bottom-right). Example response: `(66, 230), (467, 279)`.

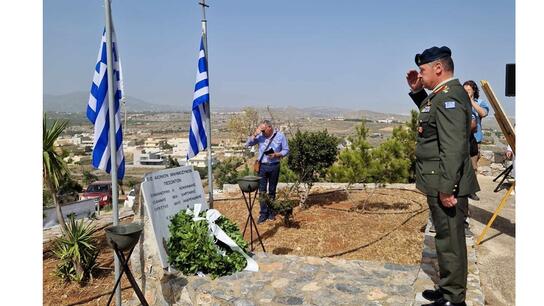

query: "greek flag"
(87, 27), (125, 179)
(187, 36), (210, 159)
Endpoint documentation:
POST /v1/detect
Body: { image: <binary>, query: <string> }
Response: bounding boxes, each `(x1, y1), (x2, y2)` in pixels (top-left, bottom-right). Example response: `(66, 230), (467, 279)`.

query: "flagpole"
(199, 0), (214, 208)
(104, 0), (121, 305)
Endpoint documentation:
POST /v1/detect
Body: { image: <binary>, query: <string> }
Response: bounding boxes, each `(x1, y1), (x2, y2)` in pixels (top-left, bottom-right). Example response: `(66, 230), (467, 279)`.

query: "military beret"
(415, 46), (452, 66)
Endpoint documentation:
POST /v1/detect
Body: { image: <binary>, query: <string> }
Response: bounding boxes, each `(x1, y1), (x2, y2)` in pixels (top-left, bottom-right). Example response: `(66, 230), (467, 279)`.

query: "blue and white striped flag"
(87, 27), (125, 179)
(187, 36), (210, 159)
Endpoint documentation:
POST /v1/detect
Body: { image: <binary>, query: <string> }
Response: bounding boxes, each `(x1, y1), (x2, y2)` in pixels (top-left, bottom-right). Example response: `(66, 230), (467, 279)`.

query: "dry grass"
(215, 188), (429, 265)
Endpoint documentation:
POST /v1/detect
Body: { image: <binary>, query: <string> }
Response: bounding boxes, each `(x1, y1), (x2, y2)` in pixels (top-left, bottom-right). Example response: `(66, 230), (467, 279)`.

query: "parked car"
(80, 181), (113, 208)
(124, 188), (136, 208)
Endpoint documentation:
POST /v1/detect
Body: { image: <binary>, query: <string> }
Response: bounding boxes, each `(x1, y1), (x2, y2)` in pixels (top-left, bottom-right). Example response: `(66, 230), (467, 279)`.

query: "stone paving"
(143, 220), (485, 306)
(158, 253), (420, 306)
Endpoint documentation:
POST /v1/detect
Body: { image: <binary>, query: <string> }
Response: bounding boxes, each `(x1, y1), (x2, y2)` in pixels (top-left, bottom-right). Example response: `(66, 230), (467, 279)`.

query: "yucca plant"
(53, 215), (99, 284)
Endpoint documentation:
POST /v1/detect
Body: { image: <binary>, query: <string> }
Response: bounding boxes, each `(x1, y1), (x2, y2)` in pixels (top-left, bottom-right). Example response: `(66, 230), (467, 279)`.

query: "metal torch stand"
(493, 164), (513, 192)
(241, 189), (266, 252)
(106, 242), (149, 306)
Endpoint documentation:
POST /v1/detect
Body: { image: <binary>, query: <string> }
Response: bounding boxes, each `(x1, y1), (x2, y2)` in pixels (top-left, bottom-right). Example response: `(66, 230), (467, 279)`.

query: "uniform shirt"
(472, 98), (490, 143)
(245, 129), (289, 164)
(409, 78), (480, 196)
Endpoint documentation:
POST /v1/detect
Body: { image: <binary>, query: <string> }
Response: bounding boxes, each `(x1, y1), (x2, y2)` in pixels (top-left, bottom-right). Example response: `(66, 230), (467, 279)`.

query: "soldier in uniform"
(406, 46), (480, 306)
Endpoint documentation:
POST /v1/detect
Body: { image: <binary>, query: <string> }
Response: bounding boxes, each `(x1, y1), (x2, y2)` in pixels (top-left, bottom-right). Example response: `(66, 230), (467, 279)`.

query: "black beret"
(415, 46), (452, 66)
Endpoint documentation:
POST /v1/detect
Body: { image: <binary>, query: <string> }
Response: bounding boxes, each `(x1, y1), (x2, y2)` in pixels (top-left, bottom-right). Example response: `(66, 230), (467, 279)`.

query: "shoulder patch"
(444, 101), (456, 109)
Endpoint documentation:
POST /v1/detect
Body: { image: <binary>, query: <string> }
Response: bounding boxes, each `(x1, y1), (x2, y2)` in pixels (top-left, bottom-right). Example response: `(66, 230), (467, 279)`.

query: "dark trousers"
(427, 195), (468, 303)
(258, 163), (280, 217)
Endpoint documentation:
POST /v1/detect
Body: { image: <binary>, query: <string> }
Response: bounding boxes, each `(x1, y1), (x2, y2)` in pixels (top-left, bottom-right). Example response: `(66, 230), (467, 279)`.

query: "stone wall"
(222, 182), (417, 195)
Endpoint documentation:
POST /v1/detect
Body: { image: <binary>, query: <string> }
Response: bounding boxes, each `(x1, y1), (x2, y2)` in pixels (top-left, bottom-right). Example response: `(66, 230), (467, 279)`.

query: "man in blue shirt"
(246, 120), (290, 223)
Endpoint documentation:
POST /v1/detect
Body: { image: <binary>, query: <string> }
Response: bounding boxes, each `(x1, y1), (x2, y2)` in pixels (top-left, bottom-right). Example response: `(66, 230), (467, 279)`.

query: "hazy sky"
(44, 0), (515, 115)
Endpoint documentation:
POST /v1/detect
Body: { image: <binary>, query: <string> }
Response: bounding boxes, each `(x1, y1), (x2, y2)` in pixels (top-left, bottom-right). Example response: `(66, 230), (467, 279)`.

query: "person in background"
(463, 80), (490, 201)
(245, 120), (290, 223)
(505, 145), (515, 179)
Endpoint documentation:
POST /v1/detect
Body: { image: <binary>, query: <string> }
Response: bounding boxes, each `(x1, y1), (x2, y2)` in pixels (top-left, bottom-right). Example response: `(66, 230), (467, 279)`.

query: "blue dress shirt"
(245, 129), (289, 164)
(472, 98), (490, 143)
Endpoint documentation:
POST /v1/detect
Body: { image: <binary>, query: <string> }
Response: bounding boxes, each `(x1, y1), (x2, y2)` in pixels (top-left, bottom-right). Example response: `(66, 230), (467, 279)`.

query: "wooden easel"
(476, 80), (515, 245)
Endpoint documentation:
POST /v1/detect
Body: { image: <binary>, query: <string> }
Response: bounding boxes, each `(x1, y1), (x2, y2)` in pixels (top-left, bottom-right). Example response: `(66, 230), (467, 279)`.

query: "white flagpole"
(199, 0), (214, 208)
(104, 0), (121, 305)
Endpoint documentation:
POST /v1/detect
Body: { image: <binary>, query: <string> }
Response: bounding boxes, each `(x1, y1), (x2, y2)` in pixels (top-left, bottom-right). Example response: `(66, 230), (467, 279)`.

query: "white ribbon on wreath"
(187, 204), (258, 272)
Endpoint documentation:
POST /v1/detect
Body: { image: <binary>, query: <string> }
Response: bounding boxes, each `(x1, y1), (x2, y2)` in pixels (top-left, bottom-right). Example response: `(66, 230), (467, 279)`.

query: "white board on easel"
(480, 80), (515, 153)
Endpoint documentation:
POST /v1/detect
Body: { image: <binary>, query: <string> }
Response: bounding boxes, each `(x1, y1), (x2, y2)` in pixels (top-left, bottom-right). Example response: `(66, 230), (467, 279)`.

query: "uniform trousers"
(427, 195), (468, 303)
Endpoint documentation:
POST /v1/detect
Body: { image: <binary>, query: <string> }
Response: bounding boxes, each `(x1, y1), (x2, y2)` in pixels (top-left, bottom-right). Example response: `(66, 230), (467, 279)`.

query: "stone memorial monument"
(129, 165), (208, 305)
(141, 165), (207, 268)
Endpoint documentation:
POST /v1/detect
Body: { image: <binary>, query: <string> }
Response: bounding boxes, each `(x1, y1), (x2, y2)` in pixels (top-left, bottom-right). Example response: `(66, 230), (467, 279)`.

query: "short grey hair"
(260, 119), (273, 127)
(430, 56), (454, 72)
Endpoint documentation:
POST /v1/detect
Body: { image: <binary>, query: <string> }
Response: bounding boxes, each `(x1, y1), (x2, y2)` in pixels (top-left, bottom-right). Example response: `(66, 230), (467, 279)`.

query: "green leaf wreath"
(167, 210), (249, 279)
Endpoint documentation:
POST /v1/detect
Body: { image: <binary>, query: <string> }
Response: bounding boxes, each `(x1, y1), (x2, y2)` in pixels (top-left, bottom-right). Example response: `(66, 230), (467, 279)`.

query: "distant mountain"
(218, 105), (412, 121)
(45, 93), (513, 130)
(43, 92), (187, 113)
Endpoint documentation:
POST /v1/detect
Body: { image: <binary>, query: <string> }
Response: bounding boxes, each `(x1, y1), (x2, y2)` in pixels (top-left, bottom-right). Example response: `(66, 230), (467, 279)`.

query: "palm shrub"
(53, 215), (99, 284)
(43, 114), (70, 230)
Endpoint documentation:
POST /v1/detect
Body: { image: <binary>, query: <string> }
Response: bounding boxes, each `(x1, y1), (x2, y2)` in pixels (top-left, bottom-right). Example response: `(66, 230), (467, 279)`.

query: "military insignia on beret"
(444, 101), (456, 109)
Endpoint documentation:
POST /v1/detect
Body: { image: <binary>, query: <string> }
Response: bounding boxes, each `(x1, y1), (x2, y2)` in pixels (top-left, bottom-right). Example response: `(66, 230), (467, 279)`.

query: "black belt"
(261, 162), (279, 165)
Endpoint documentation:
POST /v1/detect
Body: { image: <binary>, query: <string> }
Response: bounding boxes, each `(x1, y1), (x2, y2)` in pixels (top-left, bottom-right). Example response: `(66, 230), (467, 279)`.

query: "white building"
(133, 150), (165, 167)
(187, 151), (217, 168)
(377, 119), (393, 124)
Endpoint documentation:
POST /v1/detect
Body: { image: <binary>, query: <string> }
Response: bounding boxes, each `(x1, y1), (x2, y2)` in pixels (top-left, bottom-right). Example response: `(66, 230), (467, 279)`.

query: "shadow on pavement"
(469, 204), (515, 238)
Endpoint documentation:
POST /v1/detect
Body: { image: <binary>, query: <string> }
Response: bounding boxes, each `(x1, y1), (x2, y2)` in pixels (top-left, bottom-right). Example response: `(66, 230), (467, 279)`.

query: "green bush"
(287, 129), (338, 207)
(267, 191), (297, 226)
(213, 157), (244, 188)
(237, 163), (253, 177)
(327, 119), (373, 184)
(53, 215), (99, 284)
(279, 158), (297, 183)
(167, 210), (249, 279)
(328, 111), (418, 184)
(194, 166), (208, 180)
(287, 130), (339, 183)
(166, 155), (180, 168)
